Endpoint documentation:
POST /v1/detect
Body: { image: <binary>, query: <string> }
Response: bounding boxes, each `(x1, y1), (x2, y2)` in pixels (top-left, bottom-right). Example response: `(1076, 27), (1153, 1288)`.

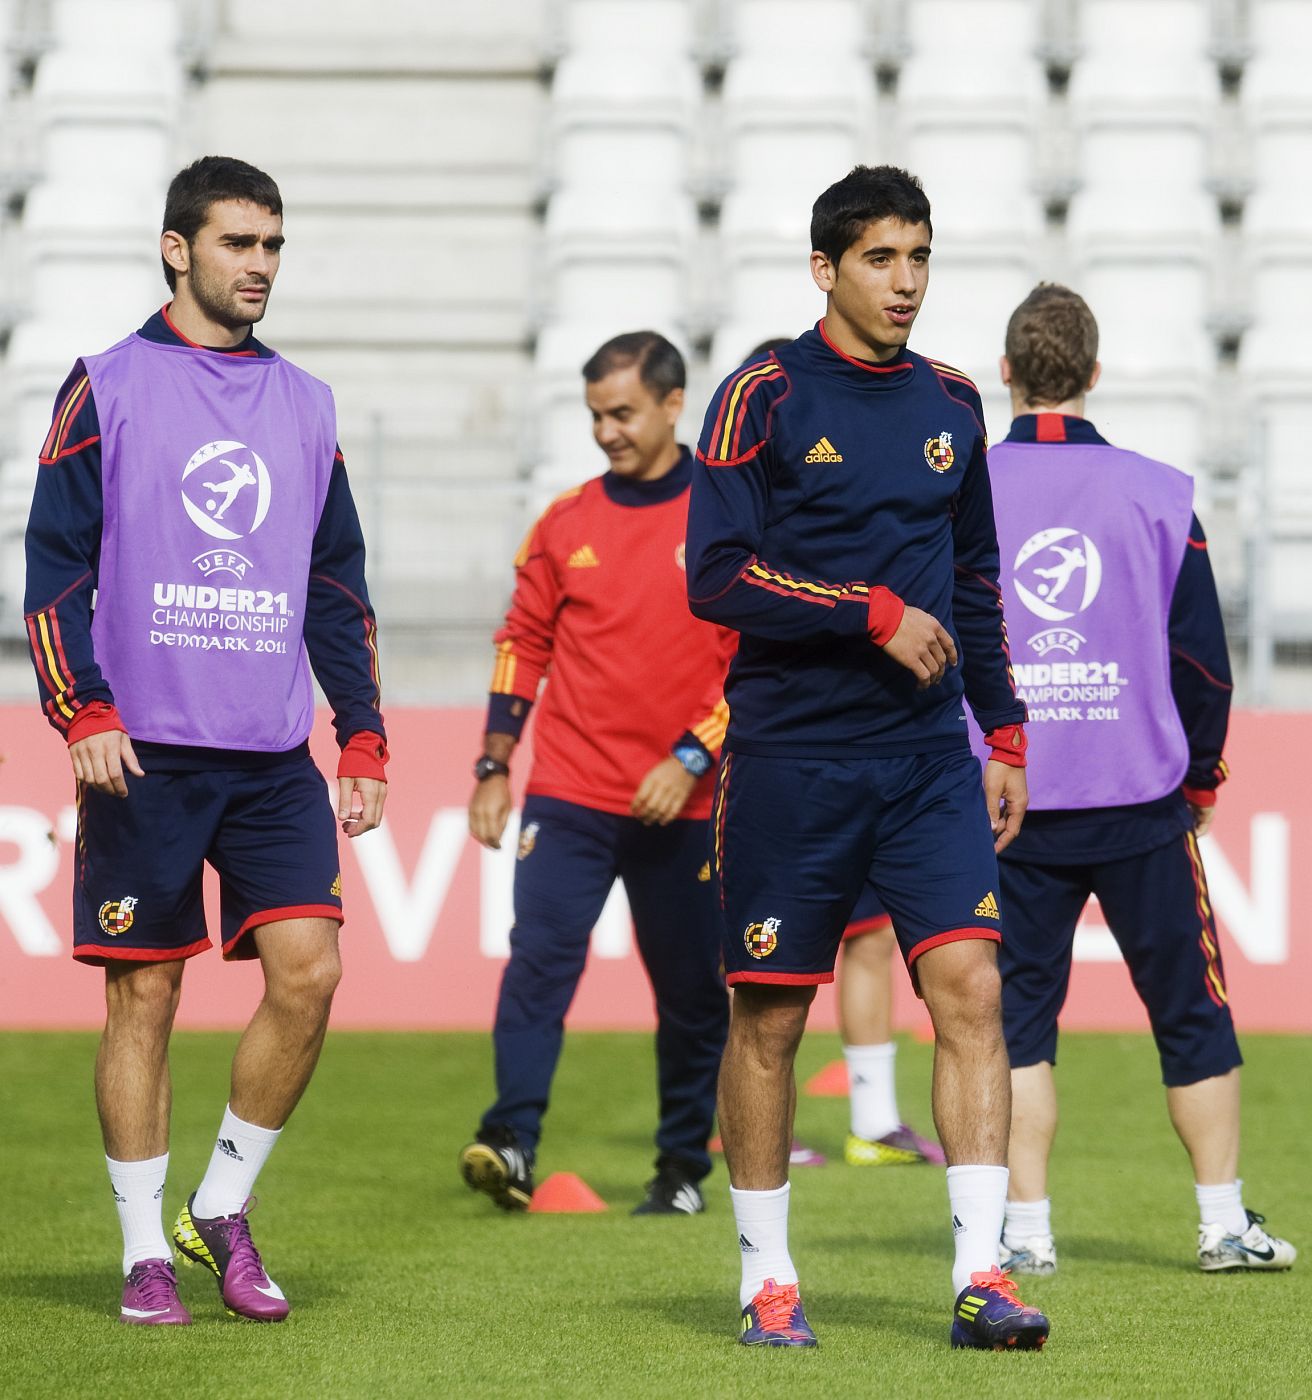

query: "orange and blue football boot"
(950, 1266), (1049, 1351)
(740, 1277), (818, 1347)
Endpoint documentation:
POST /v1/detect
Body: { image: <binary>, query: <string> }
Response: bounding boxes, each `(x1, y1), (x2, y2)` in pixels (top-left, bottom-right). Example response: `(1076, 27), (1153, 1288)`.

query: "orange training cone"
(804, 1060), (850, 1097)
(709, 1135), (724, 1154)
(527, 1172), (608, 1213)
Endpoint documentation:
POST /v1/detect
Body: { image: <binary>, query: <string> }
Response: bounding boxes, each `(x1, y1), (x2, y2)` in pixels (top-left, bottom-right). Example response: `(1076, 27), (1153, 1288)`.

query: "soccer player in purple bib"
(687, 165), (1049, 1350)
(23, 157), (388, 1325)
(985, 284), (1295, 1278)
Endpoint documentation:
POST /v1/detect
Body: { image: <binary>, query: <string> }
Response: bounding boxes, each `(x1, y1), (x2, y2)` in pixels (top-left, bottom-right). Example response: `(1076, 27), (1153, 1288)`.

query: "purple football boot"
(740, 1278), (818, 1347)
(172, 1193), (289, 1321)
(950, 1266), (1049, 1351)
(120, 1258), (191, 1325)
(845, 1122), (946, 1167)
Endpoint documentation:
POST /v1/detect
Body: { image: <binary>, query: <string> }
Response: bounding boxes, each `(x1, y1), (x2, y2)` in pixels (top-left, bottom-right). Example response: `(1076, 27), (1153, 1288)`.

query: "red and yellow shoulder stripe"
(40, 375), (98, 466)
(513, 485), (586, 568)
(924, 357), (979, 393)
(704, 358), (787, 466)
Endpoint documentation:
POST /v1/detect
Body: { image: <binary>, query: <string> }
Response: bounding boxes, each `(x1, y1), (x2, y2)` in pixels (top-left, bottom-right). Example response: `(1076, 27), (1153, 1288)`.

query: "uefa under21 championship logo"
(1012, 527), (1103, 622)
(181, 440), (272, 542)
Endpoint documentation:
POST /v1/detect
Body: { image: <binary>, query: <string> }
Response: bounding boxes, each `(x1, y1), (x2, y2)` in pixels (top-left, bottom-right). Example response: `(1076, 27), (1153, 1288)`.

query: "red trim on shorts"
(73, 936), (211, 966)
(222, 903), (344, 958)
(726, 969), (835, 986)
(842, 914), (894, 941)
(906, 926), (1001, 965)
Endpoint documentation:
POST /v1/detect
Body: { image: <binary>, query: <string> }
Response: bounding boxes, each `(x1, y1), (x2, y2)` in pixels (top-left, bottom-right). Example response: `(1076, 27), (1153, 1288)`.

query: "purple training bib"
(973, 440), (1194, 809)
(84, 332), (336, 750)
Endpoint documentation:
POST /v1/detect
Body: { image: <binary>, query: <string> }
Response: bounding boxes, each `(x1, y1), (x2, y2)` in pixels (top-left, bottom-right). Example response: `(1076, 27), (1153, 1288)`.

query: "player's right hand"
(69, 730), (144, 798)
(878, 605), (958, 688)
(1187, 799), (1216, 838)
(469, 774), (513, 849)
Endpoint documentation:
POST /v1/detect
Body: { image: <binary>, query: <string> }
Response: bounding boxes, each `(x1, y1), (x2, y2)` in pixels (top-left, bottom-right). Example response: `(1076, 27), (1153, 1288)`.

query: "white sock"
(947, 1164), (1009, 1296)
(191, 1106), (282, 1219)
(731, 1182), (797, 1307)
(107, 1153), (170, 1274)
(845, 1042), (900, 1141)
(1004, 1196), (1052, 1242)
(1196, 1179), (1248, 1237)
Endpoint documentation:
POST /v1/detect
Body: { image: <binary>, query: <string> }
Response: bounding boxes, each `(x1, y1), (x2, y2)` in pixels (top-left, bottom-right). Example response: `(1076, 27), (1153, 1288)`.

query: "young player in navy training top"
(460, 332), (732, 1217)
(739, 340), (943, 1174)
(24, 157), (387, 1327)
(986, 285), (1295, 1278)
(687, 166), (1050, 1350)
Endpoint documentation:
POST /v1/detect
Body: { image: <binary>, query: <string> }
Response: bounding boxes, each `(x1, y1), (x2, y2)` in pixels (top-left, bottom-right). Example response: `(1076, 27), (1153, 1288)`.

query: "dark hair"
(1004, 284), (1100, 406)
(810, 165), (933, 266)
(161, 156), (283, 290)
(581, 330), (686, 400)
(750, 337), (791, 356)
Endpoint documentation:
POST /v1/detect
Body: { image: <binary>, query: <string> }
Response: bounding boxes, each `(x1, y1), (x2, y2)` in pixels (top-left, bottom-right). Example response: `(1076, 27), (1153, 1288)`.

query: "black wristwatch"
(473, 755), (510, 782)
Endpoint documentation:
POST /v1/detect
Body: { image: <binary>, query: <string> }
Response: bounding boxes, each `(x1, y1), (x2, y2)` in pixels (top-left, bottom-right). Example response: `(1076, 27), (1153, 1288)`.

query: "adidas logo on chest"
(804, 436), (844, 464)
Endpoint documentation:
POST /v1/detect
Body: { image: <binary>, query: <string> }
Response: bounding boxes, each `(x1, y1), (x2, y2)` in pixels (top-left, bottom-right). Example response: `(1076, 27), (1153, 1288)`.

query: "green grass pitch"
(1, 1028), (1308, 1398)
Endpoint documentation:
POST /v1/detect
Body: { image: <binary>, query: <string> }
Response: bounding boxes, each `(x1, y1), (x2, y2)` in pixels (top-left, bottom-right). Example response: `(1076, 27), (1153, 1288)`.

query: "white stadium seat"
(1068, 0), (1216, 106)
(898, 0), (1045, 106)
(1241, 257), (1312, 379)
(1074, 254), (1214, 379)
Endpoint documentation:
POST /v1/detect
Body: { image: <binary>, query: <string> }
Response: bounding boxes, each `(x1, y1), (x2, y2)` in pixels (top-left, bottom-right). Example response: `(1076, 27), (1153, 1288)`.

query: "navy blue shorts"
(998, 830), (1242, 1087)
(712, 748), (1002, 989)
(73, 750), (343, 965)
(845, 884), (892, 940)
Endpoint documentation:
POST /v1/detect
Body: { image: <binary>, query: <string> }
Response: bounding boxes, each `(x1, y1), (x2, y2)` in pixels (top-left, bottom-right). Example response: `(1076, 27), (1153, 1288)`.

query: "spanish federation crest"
(98, 897), (138, 936)
(744, 916), (781, 959)
(924, 432), (955, 473)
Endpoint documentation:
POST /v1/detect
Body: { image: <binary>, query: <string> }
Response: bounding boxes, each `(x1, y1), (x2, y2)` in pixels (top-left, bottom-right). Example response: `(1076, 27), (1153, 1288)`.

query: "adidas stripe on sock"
(947, 1164), (1009, 1296)
(107, 1152), (171, 1273)
(731, 1182), (797, 1307)
(192, 1105), (282, 1219)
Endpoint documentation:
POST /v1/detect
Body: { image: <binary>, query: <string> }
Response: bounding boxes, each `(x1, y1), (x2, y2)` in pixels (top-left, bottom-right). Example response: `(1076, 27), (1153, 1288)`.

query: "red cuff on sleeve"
(66, 701), (126, 746)
(984, 724), (1028, 768)
(867, 586), (906, 646)
(1182, 785), (1217, 808)
(338, 731), (389, 782)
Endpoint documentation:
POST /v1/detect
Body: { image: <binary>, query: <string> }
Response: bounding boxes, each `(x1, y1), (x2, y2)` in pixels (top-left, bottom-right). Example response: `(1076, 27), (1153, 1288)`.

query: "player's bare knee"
(730, 984), (812, 1065)
(104, 960), (184, 1026)
(265, 947), (341, 1015)
(920, 946), (1002, 1037)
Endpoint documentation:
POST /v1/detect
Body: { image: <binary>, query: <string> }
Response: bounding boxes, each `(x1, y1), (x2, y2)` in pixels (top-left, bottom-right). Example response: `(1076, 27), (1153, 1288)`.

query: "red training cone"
(527, 1172), (608, 1213)
(709, 1135), (724, 1154)
(803, 1060), (850, 1097)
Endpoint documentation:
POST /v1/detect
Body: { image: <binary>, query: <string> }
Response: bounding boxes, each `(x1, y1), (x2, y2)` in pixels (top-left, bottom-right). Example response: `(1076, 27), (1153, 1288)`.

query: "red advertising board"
(0, 707), (1306, 1033)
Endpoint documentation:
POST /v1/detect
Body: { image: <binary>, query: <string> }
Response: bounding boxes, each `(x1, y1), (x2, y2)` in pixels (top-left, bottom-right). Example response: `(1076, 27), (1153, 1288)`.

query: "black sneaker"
(458, 1124), (534, 1211)
(632, 1157), (705, 1216)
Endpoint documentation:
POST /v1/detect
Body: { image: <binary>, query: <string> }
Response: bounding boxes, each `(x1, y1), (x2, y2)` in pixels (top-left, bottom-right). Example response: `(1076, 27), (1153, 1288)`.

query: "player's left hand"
(630, 757), (698, 826)
(338, 776), (387, 838)
(984, 759), (1027, 854)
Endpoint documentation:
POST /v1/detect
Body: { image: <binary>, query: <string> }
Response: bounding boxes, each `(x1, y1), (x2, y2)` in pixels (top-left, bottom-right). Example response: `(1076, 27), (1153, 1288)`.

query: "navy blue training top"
(686, 322), (1024, 757)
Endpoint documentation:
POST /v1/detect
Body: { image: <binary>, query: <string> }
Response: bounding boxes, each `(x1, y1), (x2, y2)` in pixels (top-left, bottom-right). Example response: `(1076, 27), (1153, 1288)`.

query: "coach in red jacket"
(459, 331), (733, 1217)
